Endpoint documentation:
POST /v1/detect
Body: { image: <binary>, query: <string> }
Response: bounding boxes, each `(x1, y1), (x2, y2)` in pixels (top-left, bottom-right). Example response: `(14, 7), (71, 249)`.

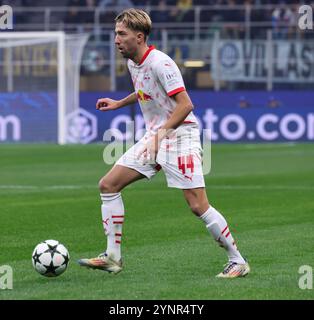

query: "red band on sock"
(221, 226), (228, 235)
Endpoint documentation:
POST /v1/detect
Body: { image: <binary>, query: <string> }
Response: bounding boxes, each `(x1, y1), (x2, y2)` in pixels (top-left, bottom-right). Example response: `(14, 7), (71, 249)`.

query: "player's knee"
(189, 202), (203, 216)
(98, 177), (119, 193)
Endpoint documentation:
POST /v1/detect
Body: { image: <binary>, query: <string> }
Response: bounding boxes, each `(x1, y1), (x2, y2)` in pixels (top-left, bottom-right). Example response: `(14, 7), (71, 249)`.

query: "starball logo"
(0, 5), (13, 30)
(298, 5), (313, 30)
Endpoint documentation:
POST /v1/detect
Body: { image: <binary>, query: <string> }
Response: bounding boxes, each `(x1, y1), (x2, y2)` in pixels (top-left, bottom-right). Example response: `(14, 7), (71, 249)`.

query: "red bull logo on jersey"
(137, 90), (152, 103)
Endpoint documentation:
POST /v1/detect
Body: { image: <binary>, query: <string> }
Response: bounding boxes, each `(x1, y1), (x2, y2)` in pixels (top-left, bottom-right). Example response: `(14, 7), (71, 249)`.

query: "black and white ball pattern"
(32, 240), (70, 277)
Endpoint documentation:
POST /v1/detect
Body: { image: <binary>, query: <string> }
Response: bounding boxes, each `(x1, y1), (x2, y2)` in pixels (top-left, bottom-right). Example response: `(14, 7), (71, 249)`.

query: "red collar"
(138, 45), (155, 65)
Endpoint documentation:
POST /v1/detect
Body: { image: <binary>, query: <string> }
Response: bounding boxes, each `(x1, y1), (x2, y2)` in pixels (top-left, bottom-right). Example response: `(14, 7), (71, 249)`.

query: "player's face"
(115, 22), (140, 60)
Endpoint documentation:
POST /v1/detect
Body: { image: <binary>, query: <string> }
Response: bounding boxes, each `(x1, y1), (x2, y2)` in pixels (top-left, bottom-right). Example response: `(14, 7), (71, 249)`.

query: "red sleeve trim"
(167, 87), (185, 97)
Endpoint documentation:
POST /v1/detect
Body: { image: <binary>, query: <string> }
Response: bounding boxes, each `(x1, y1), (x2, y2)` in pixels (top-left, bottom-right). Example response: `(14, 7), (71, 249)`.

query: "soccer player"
(78, 8), (250, 278)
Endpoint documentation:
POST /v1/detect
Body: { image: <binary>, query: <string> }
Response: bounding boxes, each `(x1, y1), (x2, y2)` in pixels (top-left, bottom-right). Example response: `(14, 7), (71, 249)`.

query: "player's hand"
(147, 134), (160, 161)
(96, 98), (120, 111)
(137, 134), (160, 164)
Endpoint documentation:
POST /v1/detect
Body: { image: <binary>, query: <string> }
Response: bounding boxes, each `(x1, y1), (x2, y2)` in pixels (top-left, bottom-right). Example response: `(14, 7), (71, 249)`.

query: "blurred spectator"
(4, 0), (26, 24)
(272, 1), (297, 39)
(65, 0), (85, 26)
(98, 0), (133, 8)
(221, 0), (245, 38)
(200, 0), (225, 28)
(170, 0), (194, 23)
(150, 0), (170, 24)
(98, 0), (134, 25)
(83, 0), (97, 24)
(249, 0), (270, 38)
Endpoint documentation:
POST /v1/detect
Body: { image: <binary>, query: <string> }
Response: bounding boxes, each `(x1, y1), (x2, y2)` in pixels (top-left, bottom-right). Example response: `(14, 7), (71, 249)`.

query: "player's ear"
(136, 32), (145, 44)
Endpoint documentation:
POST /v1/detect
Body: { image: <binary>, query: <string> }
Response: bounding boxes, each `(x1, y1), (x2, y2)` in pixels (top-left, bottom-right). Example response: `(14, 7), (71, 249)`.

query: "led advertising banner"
(1, 91), (313, 143)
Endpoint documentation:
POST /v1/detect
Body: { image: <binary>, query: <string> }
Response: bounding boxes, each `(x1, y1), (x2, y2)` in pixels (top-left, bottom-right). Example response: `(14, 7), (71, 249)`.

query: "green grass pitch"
(0, 143), (313, 300)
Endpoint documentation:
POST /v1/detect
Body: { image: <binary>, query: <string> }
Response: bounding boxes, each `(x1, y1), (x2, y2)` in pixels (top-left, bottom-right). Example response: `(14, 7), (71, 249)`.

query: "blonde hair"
(115, 8), (152, 40)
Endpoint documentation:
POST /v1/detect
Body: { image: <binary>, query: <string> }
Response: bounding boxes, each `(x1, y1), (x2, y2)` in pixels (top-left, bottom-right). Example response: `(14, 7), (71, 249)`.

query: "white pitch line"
(0, 185), (313, 191)
(0, 185), (96, 190)
(208, 185), (314, 191)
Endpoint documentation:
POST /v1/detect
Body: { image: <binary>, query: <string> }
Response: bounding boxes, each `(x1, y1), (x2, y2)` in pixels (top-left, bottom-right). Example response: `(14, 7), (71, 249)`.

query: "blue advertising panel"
(81, 91), (314, 143)
(1, 91), (313, 143)
(0, 92), (57, 142)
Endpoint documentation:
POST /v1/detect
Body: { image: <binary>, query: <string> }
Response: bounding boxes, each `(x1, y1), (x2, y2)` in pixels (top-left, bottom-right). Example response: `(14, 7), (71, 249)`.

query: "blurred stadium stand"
(0, 0), (313, 91)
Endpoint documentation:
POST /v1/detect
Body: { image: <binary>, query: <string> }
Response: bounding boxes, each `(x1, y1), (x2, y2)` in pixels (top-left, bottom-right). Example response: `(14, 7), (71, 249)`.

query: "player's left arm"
(159, 90), (194, 137)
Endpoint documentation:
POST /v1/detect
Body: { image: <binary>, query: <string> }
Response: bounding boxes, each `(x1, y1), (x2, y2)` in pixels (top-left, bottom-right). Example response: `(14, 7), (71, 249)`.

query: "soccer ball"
(32, 240), (70, 277)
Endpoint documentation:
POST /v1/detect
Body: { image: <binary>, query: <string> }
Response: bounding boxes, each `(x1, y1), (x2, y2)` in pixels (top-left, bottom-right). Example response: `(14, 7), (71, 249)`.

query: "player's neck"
(133, 44), (150, 65)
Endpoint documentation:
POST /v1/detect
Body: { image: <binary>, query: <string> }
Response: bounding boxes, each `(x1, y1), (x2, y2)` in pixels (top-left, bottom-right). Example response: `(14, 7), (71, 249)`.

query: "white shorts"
(116, 124), (205, 189)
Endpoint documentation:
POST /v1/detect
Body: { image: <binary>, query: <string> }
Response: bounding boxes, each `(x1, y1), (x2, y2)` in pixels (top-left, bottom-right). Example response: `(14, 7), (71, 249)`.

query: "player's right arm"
(96, 92), (137, 111)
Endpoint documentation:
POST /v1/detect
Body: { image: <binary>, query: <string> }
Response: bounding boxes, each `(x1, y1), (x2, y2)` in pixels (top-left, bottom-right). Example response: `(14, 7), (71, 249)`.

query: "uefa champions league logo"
(0, 5), (13, 30)
(0, 265), (13, 290)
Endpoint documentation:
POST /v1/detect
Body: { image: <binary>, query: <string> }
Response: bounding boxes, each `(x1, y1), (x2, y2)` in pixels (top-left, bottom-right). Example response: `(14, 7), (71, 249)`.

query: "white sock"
(100, 193), (124, 262)
(200, 206), (245, 264)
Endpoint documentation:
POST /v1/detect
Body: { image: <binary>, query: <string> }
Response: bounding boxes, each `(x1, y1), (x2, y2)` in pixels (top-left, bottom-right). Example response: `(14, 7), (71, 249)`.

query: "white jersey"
(127, 46), (198, 135)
